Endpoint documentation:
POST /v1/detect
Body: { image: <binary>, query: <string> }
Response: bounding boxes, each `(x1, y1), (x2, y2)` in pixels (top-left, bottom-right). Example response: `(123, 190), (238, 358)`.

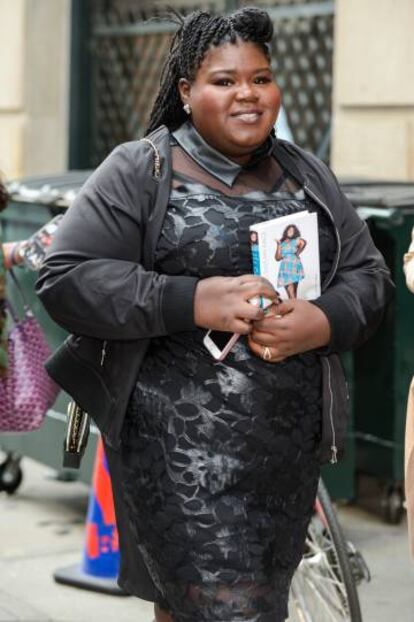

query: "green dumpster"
(340, 181), (414, 521)
(0, 173), (97, 487)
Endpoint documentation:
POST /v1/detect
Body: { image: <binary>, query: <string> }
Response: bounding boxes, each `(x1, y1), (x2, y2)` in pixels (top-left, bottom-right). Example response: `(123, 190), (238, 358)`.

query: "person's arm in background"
(2, 242), (25, 270)
(403, 231), (414, 559)
(404, 227), (414, 293)
(0, 181), (25, 270)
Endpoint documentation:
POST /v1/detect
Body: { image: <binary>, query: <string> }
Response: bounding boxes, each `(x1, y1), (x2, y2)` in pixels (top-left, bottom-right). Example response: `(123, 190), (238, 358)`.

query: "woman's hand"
(296, 238), (307, 257)
(275, 240), (282, 261)
(194, 275), (278, 334)
(248, 299), (331, 362)
(2, 241), (25, 270)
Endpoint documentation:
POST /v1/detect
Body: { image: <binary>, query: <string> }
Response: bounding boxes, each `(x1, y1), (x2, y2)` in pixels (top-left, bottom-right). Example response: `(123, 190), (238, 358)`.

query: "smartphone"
(203, 330), (240, 361)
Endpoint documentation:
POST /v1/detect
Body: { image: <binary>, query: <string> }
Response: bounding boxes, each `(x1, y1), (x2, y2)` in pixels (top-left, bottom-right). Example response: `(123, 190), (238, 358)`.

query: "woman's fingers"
(243, 277), (277, 302)
(249, 329), (292, 358)
(239, 302), (267, 322)
(250, 329), (282, 346)
(252, 314), (288, 336)
(235, 275), (277, 299)
(247, 335), (287, 363)
(193, 275), (279, 332)
(251, 299), (331, 355)
(232, 318), (254, 335)
(194, 274), (330, 355)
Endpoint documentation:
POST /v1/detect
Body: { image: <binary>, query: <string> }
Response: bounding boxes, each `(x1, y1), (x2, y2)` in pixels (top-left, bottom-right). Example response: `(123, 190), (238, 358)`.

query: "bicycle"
(288, 478), (370, 622)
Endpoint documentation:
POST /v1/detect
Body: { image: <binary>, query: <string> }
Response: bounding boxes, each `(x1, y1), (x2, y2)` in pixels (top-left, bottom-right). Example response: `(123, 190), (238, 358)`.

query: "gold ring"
(262, 346), (272, 361)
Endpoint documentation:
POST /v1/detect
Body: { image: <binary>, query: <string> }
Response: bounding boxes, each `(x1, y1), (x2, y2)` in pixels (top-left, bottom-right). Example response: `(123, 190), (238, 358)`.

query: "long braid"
(145, 7), (273, 135)
(146, 12), (210, 133)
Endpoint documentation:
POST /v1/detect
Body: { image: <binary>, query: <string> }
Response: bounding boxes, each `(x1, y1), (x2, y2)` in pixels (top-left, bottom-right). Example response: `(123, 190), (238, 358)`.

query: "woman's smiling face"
(178, 40), (281, 164)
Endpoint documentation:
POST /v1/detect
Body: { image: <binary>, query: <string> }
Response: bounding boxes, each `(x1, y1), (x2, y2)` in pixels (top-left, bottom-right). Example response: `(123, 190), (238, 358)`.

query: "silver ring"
(262, 346), (272, 361)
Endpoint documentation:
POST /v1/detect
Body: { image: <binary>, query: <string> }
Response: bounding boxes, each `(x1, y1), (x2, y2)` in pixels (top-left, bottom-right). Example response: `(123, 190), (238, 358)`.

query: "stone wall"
(0, 0), (71, 178)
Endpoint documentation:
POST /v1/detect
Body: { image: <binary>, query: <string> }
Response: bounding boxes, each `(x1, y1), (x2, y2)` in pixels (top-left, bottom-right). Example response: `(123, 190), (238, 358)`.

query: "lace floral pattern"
(120, 157), (335, 621)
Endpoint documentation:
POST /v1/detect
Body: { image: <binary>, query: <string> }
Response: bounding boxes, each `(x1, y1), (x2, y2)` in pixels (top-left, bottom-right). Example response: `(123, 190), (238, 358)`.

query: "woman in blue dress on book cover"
(276, 225), (307, 298)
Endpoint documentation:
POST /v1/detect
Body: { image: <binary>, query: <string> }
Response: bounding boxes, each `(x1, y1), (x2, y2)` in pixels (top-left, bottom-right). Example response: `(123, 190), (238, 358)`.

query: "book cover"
(250, 210), (320, 303)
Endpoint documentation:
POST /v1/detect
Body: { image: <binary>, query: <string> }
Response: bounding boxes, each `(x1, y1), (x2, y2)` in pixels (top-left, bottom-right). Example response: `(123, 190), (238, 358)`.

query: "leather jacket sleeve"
(311, 166), (394, 353)
(36, 141), (198, 340)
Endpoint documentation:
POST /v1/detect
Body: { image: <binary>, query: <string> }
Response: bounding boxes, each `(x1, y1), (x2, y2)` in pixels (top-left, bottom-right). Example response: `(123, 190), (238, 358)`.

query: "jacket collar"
(172, 121), (276, 187)
(272, 139), (306, 187)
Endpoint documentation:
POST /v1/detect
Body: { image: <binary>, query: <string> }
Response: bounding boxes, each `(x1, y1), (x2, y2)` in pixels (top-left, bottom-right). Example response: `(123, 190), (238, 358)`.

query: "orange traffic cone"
(54, 437), (127, 595)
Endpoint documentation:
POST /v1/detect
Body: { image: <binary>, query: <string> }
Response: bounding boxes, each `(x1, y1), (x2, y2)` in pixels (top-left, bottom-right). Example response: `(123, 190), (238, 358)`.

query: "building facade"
(0, 0), (413, 182)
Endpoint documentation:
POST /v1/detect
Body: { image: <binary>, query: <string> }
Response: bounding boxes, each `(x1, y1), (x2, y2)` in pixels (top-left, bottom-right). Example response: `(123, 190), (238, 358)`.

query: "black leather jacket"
(36, 125), (394, 464)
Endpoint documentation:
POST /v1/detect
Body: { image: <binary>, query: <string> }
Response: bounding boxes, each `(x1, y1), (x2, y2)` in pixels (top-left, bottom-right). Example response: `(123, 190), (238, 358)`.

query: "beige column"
(331, 0), (414, 181)
(0, 0), (26, 178)
(0, 0), (71, 179)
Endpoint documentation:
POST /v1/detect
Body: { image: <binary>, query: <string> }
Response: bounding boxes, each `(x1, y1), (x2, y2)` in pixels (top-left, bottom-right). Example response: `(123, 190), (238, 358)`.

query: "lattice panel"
(90, 1), (223, 165)
(271, 12), (333, 158)
(89, 0), (334, 164)
(91, 0), (224, 28)
(92, 32), (172, 162)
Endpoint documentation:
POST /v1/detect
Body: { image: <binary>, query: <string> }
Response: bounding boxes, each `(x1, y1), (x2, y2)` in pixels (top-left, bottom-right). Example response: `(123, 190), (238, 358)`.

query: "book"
(250, 210), (320, 304)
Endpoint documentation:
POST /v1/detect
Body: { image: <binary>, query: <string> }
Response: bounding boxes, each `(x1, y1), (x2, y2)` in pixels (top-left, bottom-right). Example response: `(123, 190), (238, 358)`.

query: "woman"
(0, 181), (8, 377)
(404, 228), (414, 557)
(36, 8), (393, 622)
(404, 227), (414, 294)
(0, 181), (25, 376)
(275, 224), (306, 299)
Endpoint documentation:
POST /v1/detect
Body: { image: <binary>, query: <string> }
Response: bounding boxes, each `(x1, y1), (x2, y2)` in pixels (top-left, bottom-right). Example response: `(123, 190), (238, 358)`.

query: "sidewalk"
(1, 453), (414, 621)
(0, 454), (153, 622)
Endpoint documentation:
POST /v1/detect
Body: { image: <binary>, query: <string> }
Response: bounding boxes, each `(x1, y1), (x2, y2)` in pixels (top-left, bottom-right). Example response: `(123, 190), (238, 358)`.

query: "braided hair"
(146, 7), (274, 134)
(281, 224), (301, 242)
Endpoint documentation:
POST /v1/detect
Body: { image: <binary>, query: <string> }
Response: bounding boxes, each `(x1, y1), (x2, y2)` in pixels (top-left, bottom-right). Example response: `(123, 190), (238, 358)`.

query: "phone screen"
(208, 331), (235, 351)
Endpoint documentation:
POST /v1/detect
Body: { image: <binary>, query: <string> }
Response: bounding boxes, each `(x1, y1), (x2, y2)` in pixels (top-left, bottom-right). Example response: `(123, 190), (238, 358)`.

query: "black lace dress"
(120, 125), (336, 622)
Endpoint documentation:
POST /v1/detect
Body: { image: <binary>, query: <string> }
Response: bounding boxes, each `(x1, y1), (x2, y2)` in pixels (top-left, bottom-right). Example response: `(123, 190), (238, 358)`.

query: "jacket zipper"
(325, 358), (338, 464)
(66, 401), (89, 453)
(100, 340), (107, 367)
(304, 182), (340, 463)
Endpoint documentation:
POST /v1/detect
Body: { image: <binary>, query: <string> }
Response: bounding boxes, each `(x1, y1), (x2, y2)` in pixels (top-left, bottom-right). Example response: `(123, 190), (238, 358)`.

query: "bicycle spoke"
(287, 520), (351, 620)
(289, 568), (349, 619)
(288, 479), (362, 622)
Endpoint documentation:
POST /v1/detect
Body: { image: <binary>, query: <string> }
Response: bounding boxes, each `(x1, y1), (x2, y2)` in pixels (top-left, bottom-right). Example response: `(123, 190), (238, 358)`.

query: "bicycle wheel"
(287, 478), (362, 622)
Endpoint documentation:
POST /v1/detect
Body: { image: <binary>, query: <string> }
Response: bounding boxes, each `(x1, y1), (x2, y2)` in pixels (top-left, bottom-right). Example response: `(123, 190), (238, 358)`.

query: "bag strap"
(8, 269), (31, 314)
(5, 300), (19, 324)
